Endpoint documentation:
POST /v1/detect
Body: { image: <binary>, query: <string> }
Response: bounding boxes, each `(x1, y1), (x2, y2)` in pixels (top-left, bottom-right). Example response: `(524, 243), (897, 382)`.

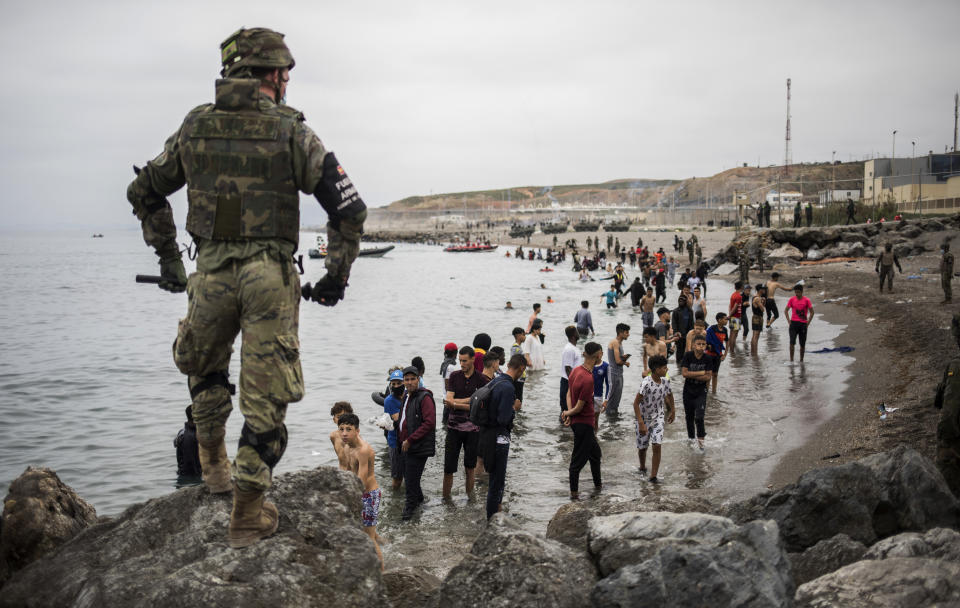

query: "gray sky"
(1, 0), (958, 230)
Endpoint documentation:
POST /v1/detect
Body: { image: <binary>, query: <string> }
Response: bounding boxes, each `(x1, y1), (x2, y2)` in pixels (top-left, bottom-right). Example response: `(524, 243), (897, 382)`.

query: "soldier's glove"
(156, 241), (187, 293)
(307, 273), (346, 306)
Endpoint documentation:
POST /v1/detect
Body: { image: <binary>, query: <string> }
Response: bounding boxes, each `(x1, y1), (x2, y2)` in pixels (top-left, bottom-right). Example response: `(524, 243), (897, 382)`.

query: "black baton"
(136, 274), (162, 284)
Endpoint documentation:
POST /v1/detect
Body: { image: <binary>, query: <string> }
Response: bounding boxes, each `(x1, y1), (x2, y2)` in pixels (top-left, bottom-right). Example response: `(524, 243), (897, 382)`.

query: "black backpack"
(469, 376), (506, 426)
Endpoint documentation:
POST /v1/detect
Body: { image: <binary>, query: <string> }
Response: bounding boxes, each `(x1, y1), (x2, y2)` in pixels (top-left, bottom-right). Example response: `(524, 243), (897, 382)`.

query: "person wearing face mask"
(382, 369), (407, 490)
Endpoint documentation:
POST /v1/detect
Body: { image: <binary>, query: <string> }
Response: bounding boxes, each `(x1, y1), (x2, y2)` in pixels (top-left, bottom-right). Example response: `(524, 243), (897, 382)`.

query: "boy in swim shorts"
(336, 413), (383, 570)
(632, 355), (675, 483)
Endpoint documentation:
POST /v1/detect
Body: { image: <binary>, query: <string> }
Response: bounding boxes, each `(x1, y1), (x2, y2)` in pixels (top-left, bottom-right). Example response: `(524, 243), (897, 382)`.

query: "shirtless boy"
(640, 289), (656, 328)
(641, 327), (667, 377)
(765, 272), (793, 328)
(329, 401), (354, 469)
(685, 316), (707, 353)
(336, 413), (383, 570)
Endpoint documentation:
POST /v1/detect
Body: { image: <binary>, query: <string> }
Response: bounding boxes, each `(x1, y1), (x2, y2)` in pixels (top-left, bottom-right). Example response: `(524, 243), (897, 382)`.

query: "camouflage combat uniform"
(941, 244), (954, 302)
(934, 314), (960, 496)
(738, 253), (750, 285)
(128, 77), (364, 493)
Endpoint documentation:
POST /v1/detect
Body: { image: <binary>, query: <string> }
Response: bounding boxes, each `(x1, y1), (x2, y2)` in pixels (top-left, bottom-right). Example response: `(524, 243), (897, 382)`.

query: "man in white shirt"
(524, 319), (546, 370)
(560, 325), (584, 418)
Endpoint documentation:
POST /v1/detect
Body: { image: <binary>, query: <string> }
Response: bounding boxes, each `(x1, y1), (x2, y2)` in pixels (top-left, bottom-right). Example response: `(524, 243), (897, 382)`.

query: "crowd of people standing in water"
(316, 232), (815, 569)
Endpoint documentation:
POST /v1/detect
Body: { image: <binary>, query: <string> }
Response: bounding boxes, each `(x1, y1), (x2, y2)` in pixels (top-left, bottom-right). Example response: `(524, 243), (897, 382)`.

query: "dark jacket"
(398, 387), (436, 458)
(672, 306), (694, 338)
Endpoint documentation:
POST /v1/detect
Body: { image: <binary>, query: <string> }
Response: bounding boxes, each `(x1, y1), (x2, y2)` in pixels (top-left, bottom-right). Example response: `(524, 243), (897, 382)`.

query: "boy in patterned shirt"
(632, 355), (675, 483)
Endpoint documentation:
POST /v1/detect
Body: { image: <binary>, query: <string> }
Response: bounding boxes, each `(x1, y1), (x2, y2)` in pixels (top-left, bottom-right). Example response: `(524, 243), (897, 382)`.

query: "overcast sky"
(1, 0), (958, 230)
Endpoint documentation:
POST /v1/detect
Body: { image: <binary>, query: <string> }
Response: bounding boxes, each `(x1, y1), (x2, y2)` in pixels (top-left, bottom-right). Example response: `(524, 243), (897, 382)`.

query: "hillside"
(380, 162), (865, 212)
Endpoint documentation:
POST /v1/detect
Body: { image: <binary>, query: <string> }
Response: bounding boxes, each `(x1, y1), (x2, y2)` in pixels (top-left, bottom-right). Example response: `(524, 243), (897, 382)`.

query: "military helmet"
(220, 28), (295, 78)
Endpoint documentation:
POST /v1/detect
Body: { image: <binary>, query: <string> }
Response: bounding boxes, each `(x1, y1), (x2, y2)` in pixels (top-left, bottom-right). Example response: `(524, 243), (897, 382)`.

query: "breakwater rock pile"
(709, 215), (960, 268)
(2, 446), (958, 607)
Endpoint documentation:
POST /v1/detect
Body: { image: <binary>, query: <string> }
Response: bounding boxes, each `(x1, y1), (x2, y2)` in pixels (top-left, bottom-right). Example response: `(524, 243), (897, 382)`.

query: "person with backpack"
(475, 354), (526, 519)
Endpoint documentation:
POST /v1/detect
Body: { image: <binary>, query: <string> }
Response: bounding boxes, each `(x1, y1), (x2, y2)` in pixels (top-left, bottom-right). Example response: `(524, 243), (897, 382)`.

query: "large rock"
(724, 446), (960, 552)
(863, 527), (960, 561)
(438, 514), (596, 608)
(788, 534), (866, 586)
(0, 467), (386, 608)
(838, 229), (870, 244)
(858, 445), (960, 536)
(768, 243), (804, 262)
(0, 467), (98, 585)
(384, 567), (441, 608)
(546, 492), (716, 553)
(805, 245), (825, 261)
(589, 513), (794, 607)
(794, 558), (960, 607)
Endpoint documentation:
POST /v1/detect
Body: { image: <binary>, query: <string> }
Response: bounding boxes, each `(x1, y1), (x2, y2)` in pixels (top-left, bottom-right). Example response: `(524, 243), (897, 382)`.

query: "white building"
(818, 189), (861, 205)
(765, 190), (802, 205)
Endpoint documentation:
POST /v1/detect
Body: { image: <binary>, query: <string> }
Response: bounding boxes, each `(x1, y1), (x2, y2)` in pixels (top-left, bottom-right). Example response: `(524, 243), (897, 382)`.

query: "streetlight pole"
(831, 150), (836, 225)
(888, 130), (897, 222)
(911, 139), (917, 215)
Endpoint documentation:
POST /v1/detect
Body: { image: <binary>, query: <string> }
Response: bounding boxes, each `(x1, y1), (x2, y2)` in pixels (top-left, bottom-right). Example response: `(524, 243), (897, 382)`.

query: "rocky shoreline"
(2, 445), (958, 607)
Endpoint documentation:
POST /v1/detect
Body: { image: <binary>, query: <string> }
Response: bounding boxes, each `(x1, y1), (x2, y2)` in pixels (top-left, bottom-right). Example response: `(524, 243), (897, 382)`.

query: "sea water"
(0, 229), (852, 575)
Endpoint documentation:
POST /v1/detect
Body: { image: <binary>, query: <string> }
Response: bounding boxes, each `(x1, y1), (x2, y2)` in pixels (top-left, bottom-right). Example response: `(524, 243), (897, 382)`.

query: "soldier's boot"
(229, 484), (279, 548)
(198, 438), (233, 494)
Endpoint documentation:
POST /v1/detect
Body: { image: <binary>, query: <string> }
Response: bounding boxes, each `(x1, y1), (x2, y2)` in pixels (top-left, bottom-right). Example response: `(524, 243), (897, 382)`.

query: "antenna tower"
(784, 78), (792, 176)
(954, 91), (958, 152)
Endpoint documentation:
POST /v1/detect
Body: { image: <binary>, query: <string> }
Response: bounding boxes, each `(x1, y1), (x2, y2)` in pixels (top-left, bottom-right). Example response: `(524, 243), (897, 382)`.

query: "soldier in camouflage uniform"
(941, 241), (954, 303)
(738, 251), (750, 285)
(935, 314), (960, 496)
(126, 28), (366, 548)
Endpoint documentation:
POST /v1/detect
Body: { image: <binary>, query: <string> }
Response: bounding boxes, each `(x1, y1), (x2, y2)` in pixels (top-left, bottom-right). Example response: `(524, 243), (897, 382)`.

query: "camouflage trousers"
(173, 251), (303, 492)
(943, 272), (953, 300)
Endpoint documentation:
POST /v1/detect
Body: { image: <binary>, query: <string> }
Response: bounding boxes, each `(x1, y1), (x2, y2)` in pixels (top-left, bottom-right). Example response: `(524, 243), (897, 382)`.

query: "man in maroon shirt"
(442, 346), (489, 500)
(561, 342), (604, 499)
(398, 366), (436, 520)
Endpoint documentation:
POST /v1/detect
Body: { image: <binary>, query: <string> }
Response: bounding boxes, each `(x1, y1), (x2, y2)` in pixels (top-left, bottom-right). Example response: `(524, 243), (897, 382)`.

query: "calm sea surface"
(0, 229), (852, 575)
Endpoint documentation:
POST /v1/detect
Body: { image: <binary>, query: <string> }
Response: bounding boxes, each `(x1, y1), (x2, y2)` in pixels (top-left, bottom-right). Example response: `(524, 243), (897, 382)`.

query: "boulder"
(838, 229), (869, 244)
(0, 467), (386, 608)
(437, 514), (596, 608)
(859, 445), (960, 536)
(863, 223), (881, 237)
(384, 567), (442, 608)
(589, 514), (794, 607)
(724, 446), (960, 553)
(546, 493), (717, 553)
(0, 467), (98, 585)
(863, 528), (960, 561)
(768, 243), (804, 262)
(794, 558), (960, 607)
(922, 218), (945, 231)
(788, 534), (867, 586)
(805, 245), (824, 261)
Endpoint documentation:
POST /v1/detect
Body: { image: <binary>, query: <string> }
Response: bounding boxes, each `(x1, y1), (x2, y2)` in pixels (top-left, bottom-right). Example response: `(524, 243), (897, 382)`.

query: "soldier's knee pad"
(239, 422), (288, 470)
(190, 370), (236, 401)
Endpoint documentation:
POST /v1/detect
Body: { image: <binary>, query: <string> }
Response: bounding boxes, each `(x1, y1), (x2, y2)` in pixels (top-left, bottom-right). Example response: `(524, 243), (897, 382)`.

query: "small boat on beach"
(443, 243), (498, 253)
(309, 245), (395, 259)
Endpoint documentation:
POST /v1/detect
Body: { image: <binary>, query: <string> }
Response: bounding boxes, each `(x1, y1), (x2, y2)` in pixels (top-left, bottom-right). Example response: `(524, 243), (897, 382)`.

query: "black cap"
(402, 366), (420, 377)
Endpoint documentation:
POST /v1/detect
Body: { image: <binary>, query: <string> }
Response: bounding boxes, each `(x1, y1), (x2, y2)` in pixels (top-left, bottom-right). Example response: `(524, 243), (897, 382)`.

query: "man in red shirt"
(727, 281), (744, 352)
(561, 342), (604, 499)
(785, 283), (815, 362)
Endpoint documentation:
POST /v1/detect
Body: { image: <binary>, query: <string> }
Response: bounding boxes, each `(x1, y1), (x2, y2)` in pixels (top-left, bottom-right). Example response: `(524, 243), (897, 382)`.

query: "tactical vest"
(181, 78), (301, 246)
(881, 251), (895, 266)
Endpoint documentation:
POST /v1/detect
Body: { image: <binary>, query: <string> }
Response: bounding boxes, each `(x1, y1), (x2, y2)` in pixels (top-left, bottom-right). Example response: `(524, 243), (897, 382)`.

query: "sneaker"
(649, 476), (659, 484)
(638, 468), (647, 476)
(697, 439), (705, 450)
